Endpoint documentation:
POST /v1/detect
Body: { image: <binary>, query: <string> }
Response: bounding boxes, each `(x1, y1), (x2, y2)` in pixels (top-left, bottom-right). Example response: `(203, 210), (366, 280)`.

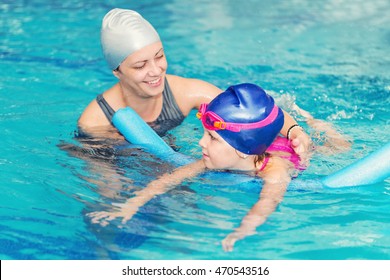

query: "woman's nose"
(148, 60), (162, 76)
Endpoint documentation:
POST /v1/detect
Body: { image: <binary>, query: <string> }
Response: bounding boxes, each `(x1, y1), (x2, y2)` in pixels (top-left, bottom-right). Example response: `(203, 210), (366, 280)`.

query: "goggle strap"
(197, 103), (280, 132)
(223, 105), (279, 132)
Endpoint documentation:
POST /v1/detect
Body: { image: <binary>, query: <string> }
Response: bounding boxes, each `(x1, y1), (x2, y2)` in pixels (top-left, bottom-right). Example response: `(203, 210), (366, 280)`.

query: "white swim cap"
(101, 8), (160, 70)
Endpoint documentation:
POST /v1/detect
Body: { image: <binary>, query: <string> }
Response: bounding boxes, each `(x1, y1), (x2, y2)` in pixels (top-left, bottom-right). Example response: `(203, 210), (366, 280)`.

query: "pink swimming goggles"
(196, 103), (280, 132)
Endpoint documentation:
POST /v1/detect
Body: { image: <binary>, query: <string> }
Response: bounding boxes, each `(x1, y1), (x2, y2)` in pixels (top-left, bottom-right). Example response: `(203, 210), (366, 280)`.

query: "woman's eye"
(134, 64), (145, 70)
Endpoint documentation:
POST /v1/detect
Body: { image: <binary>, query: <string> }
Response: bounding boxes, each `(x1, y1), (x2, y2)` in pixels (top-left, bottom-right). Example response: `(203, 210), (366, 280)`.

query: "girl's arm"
(88, 160), (206, 226)
(221, 157), (291, 252)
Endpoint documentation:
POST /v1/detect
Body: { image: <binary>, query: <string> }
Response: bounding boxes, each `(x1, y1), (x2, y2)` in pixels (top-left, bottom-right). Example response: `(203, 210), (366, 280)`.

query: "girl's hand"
(221, 229), (254, 252)
(87, 211), (123, 227)
(221, 232), (240, 252)
(87, 204), (138, 227)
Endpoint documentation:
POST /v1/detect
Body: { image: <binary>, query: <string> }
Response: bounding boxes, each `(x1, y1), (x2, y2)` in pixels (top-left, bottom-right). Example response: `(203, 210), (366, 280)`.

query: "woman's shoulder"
(166, 74), (222, 109)
(78, 84), (121, 128)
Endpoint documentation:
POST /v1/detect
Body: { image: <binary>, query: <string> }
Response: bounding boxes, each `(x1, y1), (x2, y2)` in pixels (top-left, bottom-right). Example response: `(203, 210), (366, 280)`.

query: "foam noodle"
(321, 142), (390, 187)
(113, 107), (194, 166)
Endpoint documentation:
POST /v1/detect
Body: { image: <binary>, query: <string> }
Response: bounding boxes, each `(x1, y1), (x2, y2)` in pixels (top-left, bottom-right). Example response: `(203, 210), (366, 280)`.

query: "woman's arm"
(88, 160), (206, 226)
(167, 75), (222, 116)
(221, 157), (291, 252)
(292, 105), (351, 154)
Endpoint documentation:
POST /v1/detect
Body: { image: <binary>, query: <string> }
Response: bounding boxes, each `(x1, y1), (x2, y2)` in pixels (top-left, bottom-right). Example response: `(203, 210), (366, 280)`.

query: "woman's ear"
(112, 69), (120, 79)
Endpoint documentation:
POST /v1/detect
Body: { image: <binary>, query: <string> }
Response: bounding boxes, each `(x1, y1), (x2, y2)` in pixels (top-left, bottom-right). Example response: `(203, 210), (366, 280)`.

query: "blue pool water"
(1, 0), (389, 260)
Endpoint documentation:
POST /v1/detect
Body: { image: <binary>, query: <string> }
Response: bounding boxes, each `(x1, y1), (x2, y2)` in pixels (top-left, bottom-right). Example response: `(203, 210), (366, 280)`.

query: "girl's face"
(114, 41), (168, 98)
(199, 129), (250, 170)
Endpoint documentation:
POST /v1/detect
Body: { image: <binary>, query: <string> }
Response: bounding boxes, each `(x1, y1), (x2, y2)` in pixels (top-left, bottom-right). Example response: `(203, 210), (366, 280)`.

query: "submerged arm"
(293, 106), (351, 154)
(88, 160), (206, 226)
(222, 157), (291, 252)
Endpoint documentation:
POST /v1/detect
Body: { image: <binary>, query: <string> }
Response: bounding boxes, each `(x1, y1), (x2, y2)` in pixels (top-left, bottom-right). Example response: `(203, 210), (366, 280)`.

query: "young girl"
(88, 83), (348, 252)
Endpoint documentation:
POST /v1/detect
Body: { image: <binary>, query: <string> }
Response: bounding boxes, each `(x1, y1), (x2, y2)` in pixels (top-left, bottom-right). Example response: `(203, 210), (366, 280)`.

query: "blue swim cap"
(204, 83), (284, 155)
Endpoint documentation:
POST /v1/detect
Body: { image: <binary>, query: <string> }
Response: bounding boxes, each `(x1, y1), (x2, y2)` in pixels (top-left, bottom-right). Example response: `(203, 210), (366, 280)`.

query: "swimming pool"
(1, 0), (389, 260)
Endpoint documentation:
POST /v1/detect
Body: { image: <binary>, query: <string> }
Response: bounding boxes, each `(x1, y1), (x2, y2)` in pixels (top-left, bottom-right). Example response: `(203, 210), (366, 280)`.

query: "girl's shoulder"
(259, 155), (293, 176)
(258, 156), (293, 185)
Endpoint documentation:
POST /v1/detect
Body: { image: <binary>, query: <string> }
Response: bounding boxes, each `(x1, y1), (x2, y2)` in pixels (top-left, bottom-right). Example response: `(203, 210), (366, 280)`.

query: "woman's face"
(115, 41), (168, 98)
(199, 129), (245, 170)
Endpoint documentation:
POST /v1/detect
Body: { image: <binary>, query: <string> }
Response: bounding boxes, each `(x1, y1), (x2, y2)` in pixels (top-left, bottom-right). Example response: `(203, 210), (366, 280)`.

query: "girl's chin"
(203, 159), (224, 170)
(202, 159), (212, 169)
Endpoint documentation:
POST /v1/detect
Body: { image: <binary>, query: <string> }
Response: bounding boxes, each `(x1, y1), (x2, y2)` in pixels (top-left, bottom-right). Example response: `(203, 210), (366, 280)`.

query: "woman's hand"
(281, 107), (313, 164)
(289, 127), (313, 165)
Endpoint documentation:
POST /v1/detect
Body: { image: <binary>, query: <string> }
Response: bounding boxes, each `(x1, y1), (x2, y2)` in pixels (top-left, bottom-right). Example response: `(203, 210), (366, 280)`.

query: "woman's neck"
(119, 84), (163, 122)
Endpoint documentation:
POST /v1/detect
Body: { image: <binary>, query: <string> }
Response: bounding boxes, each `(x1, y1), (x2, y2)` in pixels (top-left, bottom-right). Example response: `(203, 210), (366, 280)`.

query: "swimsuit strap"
(258, 156), (270, 172)
(156, 77), (185, 122)
(96, 94), (116, 123)
(96, 78), (184, 125)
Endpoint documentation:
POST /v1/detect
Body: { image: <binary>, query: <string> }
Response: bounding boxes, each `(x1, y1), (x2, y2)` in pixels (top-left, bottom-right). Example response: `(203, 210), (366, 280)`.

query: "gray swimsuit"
(96, 78), (185, 136)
